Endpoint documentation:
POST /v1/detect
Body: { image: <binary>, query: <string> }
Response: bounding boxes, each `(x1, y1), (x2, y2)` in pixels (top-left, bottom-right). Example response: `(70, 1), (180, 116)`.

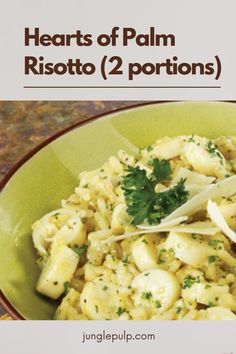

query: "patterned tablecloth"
(0, 100), (143, 319)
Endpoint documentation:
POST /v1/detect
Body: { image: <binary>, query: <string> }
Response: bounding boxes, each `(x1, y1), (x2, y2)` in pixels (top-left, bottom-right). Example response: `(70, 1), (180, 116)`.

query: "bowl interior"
(0, 101), (236, 319)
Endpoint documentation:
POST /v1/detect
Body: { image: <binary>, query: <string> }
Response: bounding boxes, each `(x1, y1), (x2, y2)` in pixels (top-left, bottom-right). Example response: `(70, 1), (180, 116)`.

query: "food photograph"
(1, 101), (236, 321)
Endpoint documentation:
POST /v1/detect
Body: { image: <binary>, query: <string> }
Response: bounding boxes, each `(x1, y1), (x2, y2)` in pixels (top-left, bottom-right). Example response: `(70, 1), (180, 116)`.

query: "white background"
(0, 0), (235, 100)
(0, 321), (235, 354)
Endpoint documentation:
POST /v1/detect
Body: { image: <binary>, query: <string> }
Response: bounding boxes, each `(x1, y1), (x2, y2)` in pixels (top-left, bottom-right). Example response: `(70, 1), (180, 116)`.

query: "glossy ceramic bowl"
(1, 101), (236, 320)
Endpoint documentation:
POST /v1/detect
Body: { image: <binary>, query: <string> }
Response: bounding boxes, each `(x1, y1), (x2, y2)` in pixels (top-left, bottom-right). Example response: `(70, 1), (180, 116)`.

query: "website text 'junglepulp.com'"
(82, 330), (157, 343)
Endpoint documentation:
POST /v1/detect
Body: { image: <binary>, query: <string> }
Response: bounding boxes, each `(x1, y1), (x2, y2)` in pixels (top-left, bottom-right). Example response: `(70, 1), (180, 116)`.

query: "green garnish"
(63, 281), (71, 295)
(182, 275), (200, 289)
(116, 307), (126, 316)
(188, 134), (195, 143)
(141, 291), (153, 300)
(102, 286), (108, 291)
(208, 255), (219, 264)
(176, 306), (182, 314)
(122, 256), (129, 266)
(122, 159), (188, 225)
(95, 305), (99, 313)
(155, 300), (162, 308)
(157, 248), (167, 264)
(72, 244), (88, 257)
(206, 141), (223, 159)
(149, 158), (172, 184)
(146, 145), (153, 152)
(208, 240), (221, 249)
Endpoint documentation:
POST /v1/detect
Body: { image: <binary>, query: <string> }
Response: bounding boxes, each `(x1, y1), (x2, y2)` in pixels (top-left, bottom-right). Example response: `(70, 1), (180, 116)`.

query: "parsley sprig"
(122, 158), (188, 225)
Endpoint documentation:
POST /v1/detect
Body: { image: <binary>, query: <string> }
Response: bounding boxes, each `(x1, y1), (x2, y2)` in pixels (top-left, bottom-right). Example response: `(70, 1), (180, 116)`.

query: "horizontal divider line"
(23, 85), (221, 89)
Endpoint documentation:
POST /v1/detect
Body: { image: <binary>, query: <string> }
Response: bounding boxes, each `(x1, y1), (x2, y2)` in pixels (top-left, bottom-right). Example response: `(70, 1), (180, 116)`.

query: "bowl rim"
(0, 100), (167, 320)
(0, 99), (233, 320)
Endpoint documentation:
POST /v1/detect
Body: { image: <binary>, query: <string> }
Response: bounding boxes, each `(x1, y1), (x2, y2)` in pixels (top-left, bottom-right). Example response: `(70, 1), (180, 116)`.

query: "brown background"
(0, 100), (143, 318)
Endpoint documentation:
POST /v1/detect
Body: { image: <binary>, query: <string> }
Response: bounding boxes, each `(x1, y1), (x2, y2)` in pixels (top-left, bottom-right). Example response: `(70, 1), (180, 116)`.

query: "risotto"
(32, 135), (236, 320)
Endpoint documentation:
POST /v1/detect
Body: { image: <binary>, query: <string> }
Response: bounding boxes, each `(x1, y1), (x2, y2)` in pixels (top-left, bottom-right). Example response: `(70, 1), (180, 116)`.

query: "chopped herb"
(146, 145), (153, 152)
(188, 134), (195, 143)
(226, 195), (234, 202)
(122, 159), (188, 225)
(102, 286), (108, 291)
(107, 203), (114, 211)
(168, 248), (175, 255)
(142, 239), (148, 244)
(122, 256), (129, 266)
(141, 291), (153, 300)
(206, 141), (223, 159)
(72, 244), (88, 257)
(157, 258), (165, 265)
(208, 239), (221, 249)
(116, 307), (126, 316)
(176, 306), (182, 314)
(205, 284), (211, 289)
(157, 248), (167, 264)
(83, 184), (88, 188)
(208, 255), (219, 264)
(144, 272), (150, 277)
(155, 300), (162, 308)
(95, 305), (99, 313)
(208, 301), (216, 307)
(63, 281), (71, 295)
(182, 275), (200, 289)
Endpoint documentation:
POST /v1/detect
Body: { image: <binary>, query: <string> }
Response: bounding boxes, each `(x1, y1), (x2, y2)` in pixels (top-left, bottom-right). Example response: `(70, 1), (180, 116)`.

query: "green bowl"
(1, 101), (236, 320)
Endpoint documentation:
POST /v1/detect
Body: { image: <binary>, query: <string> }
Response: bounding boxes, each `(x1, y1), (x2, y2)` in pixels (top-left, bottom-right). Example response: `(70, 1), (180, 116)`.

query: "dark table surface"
(0, 100), (143, 318)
